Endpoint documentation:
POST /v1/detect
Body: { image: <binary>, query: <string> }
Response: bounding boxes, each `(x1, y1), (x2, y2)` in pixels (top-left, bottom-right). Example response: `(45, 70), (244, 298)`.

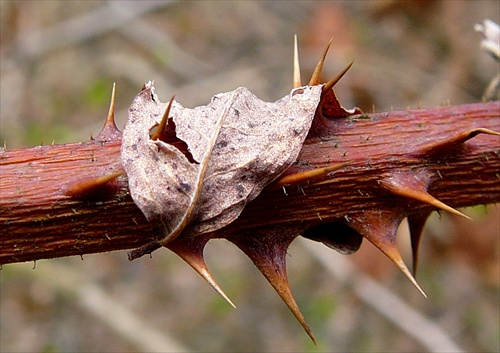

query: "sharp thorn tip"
(397, 259), (427, 297)
(378, 242), (427, 297)
(168, 239), (236, 308)
(105, 82), (116, 126)
(381, 175), (472, 220)
(270, 162), (348, 189)
(308, 38), (334, 86)
(151, 95), (175, 141)
(293, 35), (302, 88)
(322, 61), (353, 93)
(230, 234), (315, 343)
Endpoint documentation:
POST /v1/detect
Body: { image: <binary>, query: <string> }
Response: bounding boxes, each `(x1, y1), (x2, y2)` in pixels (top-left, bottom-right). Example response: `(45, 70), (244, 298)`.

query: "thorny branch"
(1, 101), (499, 265)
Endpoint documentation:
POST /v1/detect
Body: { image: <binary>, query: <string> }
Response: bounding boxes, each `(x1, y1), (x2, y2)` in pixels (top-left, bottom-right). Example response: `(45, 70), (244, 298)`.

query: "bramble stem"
(0, 102), (499, 265)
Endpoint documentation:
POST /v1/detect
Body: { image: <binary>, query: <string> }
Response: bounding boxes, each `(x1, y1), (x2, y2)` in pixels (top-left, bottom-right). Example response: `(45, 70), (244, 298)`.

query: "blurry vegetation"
(0, 1), (498, 352)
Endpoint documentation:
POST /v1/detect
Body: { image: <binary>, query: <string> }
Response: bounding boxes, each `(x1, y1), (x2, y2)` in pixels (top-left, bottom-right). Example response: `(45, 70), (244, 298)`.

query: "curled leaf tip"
(142, 80), (154, 91)
(293, 35), (302, 88)
(308, 37), (333, 86)
(322, 61), (353, 93)
(127, 240), (162, 261)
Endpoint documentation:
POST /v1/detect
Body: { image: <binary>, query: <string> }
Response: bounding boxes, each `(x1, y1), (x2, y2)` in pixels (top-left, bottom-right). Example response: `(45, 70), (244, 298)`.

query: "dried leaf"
(121, 82), (322, 250)
(475, 19), (500, 60)
(475, 19), (500, 100)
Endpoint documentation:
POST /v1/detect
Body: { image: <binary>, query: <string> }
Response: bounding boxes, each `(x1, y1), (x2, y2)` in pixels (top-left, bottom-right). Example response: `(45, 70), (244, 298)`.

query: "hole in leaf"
(149, 118), (197, 164)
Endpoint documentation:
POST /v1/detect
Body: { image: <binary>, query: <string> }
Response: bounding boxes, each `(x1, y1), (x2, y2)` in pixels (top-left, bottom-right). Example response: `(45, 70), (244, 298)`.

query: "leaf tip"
(127, 240), (162, 261)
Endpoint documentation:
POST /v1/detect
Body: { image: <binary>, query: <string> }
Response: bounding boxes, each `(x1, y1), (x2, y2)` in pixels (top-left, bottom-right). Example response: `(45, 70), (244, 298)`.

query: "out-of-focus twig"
(475, 19), (500, 101)
(10, 262), (190, 352)
(4, 1), (172, 60)
(299, 238), (464, 353)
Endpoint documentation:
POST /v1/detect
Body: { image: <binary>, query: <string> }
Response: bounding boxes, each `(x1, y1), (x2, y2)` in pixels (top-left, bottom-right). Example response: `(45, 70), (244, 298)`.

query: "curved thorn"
(467, 128), (500, 137)
(380, 172), (472, 220)
(308, 38), (333, 86)
(151, 96), (175, 142)
(419, 193), (471, 219)
(96, 83), (121, 141)
(348, 210), (427, 297)
(379, 242), (427, 298)
(229, 233), (316, 344)
(269, 162), (348, 190)
(322, 61), (353, 93)
(389, 184), (470, 219)
(64, 171), (124, 197)
(105, 82), (117, 127)
(293, 35), (302, 88)
(407, 211), (432, 276)
(420, 128), (500, 155)
(167, 236), (236, 308)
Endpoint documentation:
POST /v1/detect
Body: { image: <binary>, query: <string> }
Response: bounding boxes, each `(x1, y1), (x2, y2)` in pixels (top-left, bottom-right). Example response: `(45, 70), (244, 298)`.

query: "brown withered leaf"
(121, 81), (322, 251)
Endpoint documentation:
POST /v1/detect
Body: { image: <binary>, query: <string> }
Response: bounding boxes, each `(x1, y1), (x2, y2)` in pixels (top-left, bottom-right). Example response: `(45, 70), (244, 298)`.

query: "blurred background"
(1, 1), (498, 352)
